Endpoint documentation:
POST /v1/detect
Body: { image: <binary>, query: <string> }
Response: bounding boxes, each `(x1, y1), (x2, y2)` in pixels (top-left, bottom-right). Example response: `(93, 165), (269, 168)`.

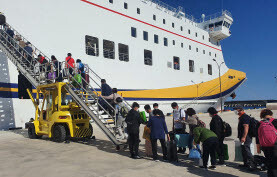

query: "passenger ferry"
(0, 0), (246, 130)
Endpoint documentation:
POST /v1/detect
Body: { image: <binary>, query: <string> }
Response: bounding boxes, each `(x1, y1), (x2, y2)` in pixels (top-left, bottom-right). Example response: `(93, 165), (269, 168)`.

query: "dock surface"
(0, 109), (273, 177)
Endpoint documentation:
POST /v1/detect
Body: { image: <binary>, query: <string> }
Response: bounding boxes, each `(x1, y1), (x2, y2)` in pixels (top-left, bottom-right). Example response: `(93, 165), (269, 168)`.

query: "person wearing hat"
(234, 105), (255, 170)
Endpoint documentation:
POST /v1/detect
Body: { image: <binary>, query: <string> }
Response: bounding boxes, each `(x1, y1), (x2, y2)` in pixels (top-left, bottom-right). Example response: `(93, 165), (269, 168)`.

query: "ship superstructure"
(0, 0), (246, 129)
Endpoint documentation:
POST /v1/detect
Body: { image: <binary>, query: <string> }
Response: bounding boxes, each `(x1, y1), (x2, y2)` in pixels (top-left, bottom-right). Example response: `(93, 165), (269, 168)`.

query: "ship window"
(223, 21), (231, 28)
(217, 41), (219, 45)
(181, 43), (183, 48)
(203, 50), (205, 54)
(209, 38), (211, 42)
(181, 26), (183, 31)
(209, 24), (214, 28)
(173, 57), (180, 70)
(189, 60), (195, 72)
(103, 40), (115, 59)
(124, 2), (128, 9)
(215, 21), (223, 28)
(172, 23), (175, 28)
(154, 34), (159, 44)
(109, 0), (113, 3)
(164, 38), (168, 46)
(143, 31), (148, 41)
(153, 15), (156, 21)
(144, 50), (152, 66)
(196, 48), (198, 52)
(173, 40), (175, 45)
(188, 29), (191, 34)
(215, 53), (217, 57)
(208, 64), (212, 75)
(85, 35), (99, 56)
(163, 19), (166, 24)
(118, 43), (129, 62)
(195, 32), (198, 37)
(202, 35), (205, 40)
(189, 45), (191, 50)
(209, 52), (211, 56)
(137, 8), (140, 14)
(131, 27), (137, 38)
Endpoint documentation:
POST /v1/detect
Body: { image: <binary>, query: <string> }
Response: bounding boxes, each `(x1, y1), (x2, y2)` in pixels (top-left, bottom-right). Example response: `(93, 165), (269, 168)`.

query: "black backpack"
(223, 121), (232, 137)
(248, 117), (259, 137)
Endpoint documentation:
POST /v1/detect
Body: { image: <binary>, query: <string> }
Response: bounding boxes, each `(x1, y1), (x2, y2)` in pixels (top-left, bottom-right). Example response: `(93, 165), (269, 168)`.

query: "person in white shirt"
(171, 102), (187, 153)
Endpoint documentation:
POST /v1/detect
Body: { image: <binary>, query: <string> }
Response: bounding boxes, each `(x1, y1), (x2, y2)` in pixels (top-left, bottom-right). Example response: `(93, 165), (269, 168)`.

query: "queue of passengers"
(118, 102), (277, 177)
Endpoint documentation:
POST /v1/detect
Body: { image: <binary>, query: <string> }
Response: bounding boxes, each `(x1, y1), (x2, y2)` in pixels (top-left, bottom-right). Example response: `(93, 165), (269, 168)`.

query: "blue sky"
(163, 0), (277, 101)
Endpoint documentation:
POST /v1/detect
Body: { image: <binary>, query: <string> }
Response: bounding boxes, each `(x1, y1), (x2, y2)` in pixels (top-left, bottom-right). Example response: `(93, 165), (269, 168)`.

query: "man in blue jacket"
(147, 109), (170, 161)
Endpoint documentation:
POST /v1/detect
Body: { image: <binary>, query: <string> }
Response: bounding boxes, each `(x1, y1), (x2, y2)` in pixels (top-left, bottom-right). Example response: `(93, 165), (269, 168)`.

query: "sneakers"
(217, 162), (226, 167)
(209, 166), (217, 170)
(199, 166), (208, 170)
(238, 164), (249, 168)
(133, 155), (141, 159)
(131, 155), (141, 159)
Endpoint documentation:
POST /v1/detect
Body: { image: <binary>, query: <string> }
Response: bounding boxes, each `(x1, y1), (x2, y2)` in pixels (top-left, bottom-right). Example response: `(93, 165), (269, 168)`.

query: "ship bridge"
(200, 10), (233, 41)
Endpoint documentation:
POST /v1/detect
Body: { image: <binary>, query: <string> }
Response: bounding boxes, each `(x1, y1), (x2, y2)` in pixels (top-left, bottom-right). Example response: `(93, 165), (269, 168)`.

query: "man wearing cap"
(234, 105), (255, 170)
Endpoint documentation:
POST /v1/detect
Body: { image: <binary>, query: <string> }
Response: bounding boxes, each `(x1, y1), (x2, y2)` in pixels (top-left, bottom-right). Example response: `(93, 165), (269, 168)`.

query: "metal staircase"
(0, 23), (129, 146)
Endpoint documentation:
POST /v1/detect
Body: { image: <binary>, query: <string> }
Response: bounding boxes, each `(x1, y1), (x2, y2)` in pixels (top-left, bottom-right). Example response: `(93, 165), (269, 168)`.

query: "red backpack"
(258, 118), (277, 147)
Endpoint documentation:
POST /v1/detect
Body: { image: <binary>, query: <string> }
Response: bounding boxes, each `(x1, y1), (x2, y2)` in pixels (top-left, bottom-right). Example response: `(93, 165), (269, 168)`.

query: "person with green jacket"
(193, 126), (219, 170)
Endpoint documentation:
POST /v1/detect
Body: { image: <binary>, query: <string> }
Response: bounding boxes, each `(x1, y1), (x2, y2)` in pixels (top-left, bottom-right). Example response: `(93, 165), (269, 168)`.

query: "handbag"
(189, 148), (201, 159)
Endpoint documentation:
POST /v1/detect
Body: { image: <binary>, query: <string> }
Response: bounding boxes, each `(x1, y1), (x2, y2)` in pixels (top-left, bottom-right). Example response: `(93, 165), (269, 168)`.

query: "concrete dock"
(0, 109), (274, 177)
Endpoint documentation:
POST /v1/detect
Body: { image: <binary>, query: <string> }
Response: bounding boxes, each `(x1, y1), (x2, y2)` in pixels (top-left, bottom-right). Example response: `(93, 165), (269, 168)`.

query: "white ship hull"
(0, 0), (246, 130)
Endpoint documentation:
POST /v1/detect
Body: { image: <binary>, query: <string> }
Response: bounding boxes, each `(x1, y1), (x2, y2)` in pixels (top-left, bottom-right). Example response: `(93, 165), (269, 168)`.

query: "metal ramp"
(0, 23), (129, 146)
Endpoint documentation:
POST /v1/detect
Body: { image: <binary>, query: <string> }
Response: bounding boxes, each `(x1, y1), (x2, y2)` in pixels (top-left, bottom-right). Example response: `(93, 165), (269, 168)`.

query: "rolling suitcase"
(167, 139), (178, 162)
(175, 134), (190, 148)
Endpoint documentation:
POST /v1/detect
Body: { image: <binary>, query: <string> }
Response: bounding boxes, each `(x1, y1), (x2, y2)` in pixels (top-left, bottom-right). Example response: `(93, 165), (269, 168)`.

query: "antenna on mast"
(221, 0), (224, 13)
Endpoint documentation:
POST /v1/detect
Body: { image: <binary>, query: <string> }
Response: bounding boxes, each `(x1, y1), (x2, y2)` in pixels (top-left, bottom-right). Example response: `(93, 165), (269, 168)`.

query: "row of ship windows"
(107, 0), (215, 44)
(85, 35), (213, 75)
(131, 27), (217, 58)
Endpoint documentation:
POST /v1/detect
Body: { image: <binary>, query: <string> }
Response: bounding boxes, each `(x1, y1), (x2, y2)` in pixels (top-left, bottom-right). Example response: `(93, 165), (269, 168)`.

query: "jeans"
(241, 136), (255, 167)
(151, 138), (167, 160)
(128, 133), (140, 157)
(217, 138), (225, 164)
(203, 137), (218, 167)
(262, 146), (277, 177)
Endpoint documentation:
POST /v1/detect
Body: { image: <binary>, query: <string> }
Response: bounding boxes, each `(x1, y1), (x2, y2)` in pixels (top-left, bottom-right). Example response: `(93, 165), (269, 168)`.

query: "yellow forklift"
(25, 82), (93, 142)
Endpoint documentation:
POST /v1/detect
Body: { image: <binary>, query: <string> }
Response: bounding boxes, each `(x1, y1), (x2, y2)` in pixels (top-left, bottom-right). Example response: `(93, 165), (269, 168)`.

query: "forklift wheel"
(86, 124), (93, 139)
(53, 125), (66, 143)
(28, 126), (42, 139)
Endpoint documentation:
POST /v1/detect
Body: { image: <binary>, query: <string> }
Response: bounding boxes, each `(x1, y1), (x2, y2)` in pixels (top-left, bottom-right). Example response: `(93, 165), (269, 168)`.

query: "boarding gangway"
(0, 23), (129, 146)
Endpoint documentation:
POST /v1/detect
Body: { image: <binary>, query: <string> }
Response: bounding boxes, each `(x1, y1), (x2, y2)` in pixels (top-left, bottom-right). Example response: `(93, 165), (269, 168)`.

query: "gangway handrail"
(0, 22), (124, 146)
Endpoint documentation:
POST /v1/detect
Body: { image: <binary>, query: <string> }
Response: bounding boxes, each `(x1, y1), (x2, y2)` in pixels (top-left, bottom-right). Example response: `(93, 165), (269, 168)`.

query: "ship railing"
(62, 61), (118, 124)
(201, 10), (233, 23)
(0, 25), (49, 85)
(2, 23), (51, 64)
(143, 0), (177, 13)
